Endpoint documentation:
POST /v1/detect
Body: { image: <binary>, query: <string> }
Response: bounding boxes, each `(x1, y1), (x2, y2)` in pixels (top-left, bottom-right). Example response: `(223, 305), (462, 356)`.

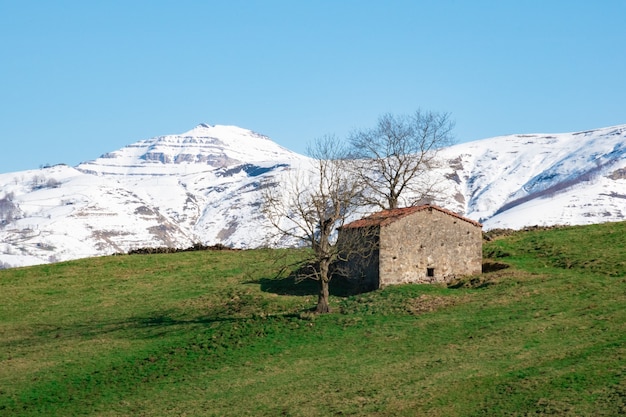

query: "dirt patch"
(482, 261), (510, 273)
(406, 294), (458, 315)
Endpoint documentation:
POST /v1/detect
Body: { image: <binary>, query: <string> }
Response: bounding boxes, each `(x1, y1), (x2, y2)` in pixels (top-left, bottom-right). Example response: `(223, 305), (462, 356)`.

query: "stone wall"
(378, 207), (482, 286)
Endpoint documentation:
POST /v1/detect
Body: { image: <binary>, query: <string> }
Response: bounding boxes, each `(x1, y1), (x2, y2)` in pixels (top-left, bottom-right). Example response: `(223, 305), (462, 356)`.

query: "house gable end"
(377, 208), (482, 286)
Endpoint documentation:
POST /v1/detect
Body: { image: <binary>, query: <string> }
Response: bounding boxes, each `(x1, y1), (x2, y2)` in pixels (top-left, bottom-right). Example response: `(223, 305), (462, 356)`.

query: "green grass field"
(1, 223), (626, 416)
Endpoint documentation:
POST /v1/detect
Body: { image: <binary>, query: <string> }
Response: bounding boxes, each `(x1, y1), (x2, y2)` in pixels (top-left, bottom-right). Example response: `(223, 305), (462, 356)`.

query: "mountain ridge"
(76, 124), (305, 176)
(1, 123), (625, 268)
(440, 124), (626, 228)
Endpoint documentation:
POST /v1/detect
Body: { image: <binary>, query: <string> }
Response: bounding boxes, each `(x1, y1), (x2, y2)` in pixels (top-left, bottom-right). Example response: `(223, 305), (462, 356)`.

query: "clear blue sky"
(1, 0), (625, 173)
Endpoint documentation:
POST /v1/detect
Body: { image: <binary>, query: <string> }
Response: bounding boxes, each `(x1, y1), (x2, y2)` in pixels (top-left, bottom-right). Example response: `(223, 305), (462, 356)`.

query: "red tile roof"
(341, 204), (482, 229)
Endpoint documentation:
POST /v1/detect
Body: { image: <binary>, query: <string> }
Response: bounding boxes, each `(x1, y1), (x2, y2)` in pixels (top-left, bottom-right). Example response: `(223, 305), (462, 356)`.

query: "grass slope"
(1, 223), (626, 416)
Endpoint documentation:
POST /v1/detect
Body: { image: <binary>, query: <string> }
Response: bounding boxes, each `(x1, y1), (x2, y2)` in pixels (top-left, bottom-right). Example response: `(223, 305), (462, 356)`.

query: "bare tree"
(0, 192), (20, 226)
(262, 136), (364, 313)
(348, 110), (455, 210)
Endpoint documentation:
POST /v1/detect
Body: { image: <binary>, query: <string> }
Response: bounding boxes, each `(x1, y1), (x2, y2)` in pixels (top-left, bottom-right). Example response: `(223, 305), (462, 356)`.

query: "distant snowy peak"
(175, 123), (300, 162)
(442, 123), (626, 223)
(77, 124), (307, 176)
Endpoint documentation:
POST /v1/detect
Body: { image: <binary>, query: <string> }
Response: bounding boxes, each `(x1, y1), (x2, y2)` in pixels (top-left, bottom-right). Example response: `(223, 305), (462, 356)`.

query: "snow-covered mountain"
(440, 125), (626, 229)
(77, 124), (302, 176)
(1, 123), (626, 268)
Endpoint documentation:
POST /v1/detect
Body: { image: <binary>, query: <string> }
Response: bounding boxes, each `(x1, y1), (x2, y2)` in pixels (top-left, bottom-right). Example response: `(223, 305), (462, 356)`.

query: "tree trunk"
(315, 259), (331, 314)
(388, 195), (398, 209)
(316, 278), (330, 314)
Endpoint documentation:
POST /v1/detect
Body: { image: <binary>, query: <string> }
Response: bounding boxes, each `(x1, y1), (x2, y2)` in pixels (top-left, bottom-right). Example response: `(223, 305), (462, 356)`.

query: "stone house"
(337, 204), (482, 290)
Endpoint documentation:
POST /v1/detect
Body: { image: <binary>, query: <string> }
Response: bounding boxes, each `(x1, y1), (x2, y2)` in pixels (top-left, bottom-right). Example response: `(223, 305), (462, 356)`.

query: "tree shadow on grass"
(11, 279), (361, 350)
(0, 313), (238, 352)
(254, 274), (357, 298)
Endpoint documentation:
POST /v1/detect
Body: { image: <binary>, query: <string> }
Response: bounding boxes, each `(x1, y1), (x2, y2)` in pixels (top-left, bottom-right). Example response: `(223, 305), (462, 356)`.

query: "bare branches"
(261, 135), (363, 313)
(348, 110), (455, 209)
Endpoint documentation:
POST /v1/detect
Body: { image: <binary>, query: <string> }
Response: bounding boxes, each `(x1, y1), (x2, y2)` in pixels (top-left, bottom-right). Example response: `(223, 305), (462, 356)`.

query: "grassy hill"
(1, 222), (626, 416)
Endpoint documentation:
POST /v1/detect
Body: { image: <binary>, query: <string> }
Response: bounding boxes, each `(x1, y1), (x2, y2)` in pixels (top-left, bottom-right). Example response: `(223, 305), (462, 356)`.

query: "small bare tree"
(348, 110), (455, 210)
(0, 192), (20, 226)
(262, 136), (364, 313)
